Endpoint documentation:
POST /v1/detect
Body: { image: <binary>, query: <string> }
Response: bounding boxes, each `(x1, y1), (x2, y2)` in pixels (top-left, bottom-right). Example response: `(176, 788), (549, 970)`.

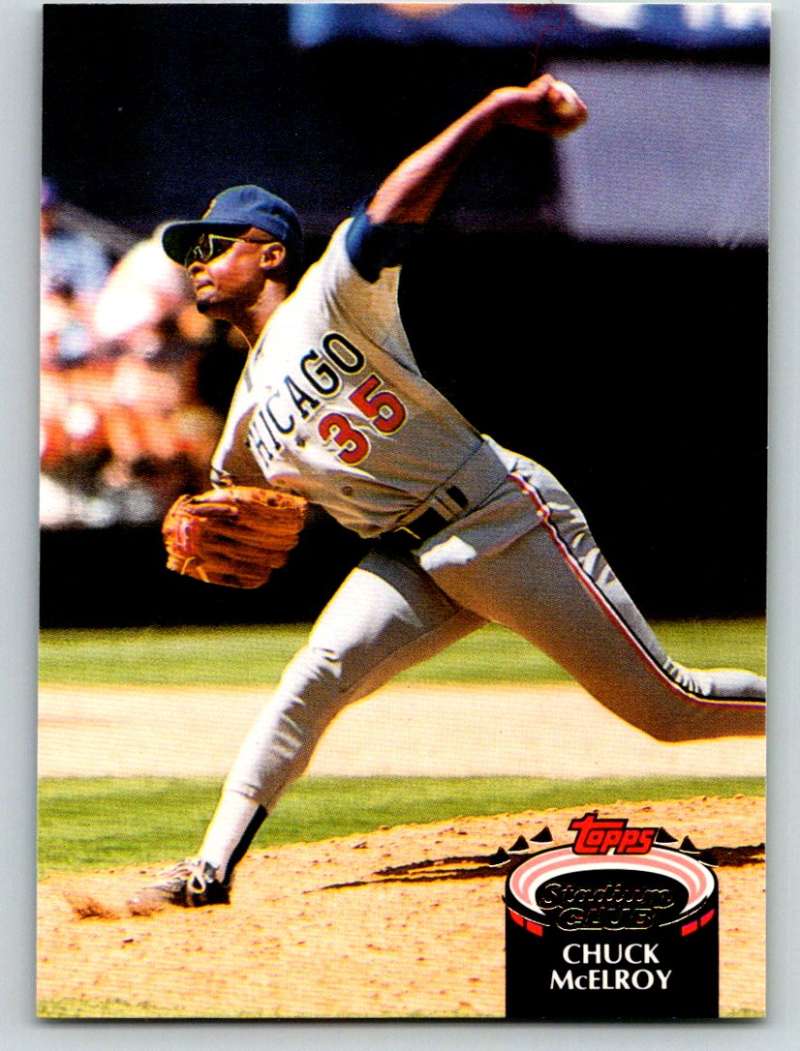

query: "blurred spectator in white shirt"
(40, 178), (110, 366)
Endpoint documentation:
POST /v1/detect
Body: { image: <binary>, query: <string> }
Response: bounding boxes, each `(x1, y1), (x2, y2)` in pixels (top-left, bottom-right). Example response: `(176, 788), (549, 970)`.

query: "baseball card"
(37, 2), (770, 1025)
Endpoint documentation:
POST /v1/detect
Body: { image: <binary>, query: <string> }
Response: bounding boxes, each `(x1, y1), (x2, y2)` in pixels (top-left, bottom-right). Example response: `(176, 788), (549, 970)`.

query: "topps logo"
(569, 813), (658, 856)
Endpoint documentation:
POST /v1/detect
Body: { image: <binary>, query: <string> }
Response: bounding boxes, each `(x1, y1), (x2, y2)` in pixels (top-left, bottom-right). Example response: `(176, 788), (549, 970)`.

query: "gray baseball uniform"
(210, 205), (765, 814)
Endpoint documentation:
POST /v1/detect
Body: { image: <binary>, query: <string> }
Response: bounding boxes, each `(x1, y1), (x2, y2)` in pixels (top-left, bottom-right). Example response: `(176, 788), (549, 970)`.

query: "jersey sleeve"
(345, 202), (425, 283)
(308, 202), (423, 367)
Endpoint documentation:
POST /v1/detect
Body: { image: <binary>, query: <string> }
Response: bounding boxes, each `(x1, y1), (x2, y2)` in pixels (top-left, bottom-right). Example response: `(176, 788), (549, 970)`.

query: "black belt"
(383, 485), (469, 550)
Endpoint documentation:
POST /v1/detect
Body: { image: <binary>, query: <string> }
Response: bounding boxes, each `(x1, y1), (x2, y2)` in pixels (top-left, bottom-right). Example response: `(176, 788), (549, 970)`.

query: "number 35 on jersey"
(246, 330), (409, 470)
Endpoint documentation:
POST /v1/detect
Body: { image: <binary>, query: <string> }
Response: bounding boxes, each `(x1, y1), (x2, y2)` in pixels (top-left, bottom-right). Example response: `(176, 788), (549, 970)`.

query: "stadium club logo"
(504, 813), (719, 1020)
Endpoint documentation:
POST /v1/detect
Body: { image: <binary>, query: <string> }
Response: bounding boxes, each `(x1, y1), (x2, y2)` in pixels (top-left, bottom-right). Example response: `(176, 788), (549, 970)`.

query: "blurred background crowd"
(40, 178), (233, 527)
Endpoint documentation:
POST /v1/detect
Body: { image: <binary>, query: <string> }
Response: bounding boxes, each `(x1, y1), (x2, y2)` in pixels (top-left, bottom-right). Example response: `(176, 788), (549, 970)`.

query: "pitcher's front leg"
(224, 549), (484, 810)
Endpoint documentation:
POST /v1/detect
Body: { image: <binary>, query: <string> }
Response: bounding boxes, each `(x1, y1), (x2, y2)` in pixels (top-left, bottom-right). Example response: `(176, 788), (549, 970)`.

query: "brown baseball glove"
(162, 486), (308, 589)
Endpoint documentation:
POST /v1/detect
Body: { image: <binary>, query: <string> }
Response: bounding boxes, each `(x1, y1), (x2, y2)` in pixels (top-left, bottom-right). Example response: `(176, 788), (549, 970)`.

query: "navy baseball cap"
(162, 184), (303, 266)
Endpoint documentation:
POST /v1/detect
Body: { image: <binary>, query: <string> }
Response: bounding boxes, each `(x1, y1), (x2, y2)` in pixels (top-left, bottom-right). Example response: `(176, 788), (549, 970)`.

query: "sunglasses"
(184, 233), (272, 268)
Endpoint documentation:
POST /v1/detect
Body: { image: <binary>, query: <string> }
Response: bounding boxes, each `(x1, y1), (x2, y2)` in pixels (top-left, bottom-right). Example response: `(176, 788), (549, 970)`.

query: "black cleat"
(129, 859), (231, 909)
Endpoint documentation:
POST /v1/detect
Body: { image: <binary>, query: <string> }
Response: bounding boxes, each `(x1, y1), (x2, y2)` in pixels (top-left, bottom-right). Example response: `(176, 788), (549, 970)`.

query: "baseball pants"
(225, 451), (765, 811)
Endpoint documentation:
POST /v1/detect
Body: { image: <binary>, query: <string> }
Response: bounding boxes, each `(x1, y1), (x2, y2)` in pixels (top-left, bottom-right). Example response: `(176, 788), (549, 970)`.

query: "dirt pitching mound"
(37, 795), (765, 1019)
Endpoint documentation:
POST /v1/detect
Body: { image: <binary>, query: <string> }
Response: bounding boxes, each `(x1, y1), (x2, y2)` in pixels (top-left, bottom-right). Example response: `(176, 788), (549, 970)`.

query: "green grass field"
(38, 774), (764, 878)
(39, 618), (766, 687)
(38, 619), (765, 1020)
(38, 617), (766, 877)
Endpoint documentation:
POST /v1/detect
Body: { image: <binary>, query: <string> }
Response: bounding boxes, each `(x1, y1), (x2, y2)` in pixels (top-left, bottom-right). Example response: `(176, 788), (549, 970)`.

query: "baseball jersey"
(211, 208), (491, 538)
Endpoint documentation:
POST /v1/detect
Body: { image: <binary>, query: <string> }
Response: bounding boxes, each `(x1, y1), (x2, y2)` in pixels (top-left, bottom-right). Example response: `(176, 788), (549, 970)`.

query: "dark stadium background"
(40, 4), (768, 627)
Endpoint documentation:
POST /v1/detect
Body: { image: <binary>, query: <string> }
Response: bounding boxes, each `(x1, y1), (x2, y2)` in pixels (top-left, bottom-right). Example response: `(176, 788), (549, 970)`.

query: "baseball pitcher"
(132, 75), (765, 909)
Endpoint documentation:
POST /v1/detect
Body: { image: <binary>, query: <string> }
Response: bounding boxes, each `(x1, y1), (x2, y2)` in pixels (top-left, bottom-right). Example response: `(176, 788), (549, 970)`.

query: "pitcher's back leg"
(429, 470), (765, 742)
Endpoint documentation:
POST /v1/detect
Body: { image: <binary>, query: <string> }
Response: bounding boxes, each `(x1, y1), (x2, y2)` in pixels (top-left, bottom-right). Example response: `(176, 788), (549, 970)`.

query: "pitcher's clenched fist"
(488, 73), (588, 137)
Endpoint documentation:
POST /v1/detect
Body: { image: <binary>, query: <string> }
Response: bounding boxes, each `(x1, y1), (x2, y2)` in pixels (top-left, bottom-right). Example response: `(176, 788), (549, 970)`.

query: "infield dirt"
(38, 795), (764, 1018)
(38, 682), (765, 1017)
(38, 681), (766, 779)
